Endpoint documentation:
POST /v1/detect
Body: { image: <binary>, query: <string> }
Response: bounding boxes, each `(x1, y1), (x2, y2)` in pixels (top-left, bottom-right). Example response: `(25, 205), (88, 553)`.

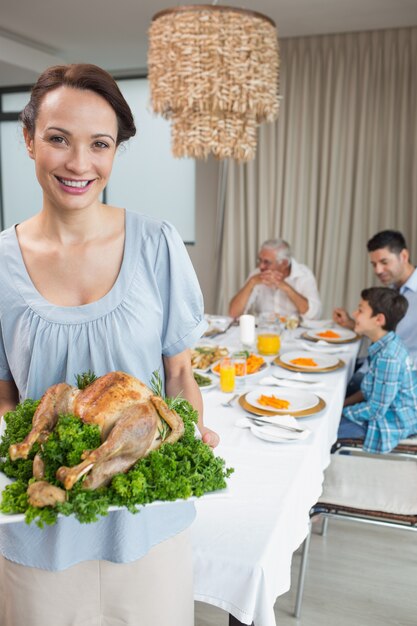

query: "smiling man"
(334, 230), (417, 365)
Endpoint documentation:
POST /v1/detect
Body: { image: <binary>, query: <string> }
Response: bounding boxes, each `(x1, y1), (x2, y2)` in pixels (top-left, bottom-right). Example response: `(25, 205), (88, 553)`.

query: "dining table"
(191, 323), (361, 626)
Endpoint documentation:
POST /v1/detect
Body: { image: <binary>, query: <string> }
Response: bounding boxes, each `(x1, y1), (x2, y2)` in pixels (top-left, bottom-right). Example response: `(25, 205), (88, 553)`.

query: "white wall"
(187, 157), (219, 314)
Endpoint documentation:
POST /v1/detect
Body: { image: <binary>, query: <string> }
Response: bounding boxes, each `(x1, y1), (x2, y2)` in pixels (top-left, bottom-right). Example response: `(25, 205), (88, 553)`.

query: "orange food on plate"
(257, 395), (290, 410)
(246, 353), (265, 374)
(290, 357), (318, 367)
(317, 330), (341, 339)
(212, 353), (265, 376)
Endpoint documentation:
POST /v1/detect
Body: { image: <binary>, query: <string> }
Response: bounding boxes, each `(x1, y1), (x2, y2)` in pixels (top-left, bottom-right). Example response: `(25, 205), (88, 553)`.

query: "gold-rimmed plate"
(273, 351), (345, 373)
(245, 388), (320, 413)
(239, 393), (326, 418)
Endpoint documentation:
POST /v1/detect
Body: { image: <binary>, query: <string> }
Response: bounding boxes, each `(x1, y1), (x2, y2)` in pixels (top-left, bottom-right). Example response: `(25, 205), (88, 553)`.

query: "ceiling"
(1, 0), (417, 87)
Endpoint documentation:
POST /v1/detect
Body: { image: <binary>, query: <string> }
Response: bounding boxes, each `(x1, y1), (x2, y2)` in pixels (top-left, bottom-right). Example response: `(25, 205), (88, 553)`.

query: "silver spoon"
(221, 393), (239, 407)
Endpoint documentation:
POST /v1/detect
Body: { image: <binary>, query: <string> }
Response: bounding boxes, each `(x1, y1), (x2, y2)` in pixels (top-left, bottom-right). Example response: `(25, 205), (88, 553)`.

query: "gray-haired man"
(228, 239), (322, 320)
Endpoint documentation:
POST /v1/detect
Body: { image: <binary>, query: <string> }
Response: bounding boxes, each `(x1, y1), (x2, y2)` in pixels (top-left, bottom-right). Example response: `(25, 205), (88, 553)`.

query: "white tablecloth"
(192, 327), (360, 626)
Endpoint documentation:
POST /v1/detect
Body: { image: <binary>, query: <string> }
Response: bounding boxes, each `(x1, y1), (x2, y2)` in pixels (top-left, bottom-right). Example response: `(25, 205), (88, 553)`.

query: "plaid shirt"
(343, 331), (417, 453)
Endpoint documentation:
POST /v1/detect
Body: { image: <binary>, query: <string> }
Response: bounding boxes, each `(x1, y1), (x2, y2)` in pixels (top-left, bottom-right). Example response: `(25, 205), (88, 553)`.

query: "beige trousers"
(0, 529), (194, 626)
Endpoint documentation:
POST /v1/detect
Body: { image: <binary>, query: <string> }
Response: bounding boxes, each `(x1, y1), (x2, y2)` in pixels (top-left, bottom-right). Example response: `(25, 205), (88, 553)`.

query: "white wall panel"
(106, 79), (195, 242)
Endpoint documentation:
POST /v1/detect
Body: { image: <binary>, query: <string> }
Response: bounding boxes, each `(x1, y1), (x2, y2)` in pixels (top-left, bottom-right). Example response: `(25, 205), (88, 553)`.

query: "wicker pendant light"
(148, 4), (279, 162)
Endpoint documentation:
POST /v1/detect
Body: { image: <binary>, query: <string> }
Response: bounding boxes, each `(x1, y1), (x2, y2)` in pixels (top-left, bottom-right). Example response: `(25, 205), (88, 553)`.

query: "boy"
(337, 287), (417, 453)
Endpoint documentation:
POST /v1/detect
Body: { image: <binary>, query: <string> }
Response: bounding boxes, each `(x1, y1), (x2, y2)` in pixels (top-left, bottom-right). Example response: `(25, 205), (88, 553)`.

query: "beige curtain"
(215, 27), (417, 316)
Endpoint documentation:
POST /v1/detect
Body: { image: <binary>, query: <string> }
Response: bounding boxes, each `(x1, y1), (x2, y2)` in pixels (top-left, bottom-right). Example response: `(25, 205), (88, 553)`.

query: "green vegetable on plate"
(193, 371), (213, 387)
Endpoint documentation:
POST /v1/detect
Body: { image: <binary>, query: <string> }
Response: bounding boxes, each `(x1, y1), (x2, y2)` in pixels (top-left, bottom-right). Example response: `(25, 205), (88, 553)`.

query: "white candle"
(239, 314), (255, 346)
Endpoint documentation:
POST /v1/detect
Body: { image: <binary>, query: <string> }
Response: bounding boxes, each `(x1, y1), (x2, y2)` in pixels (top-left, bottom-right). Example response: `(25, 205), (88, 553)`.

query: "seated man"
(334, 230), (417, 365)
(228, 239), (322, 320)
(338, 287), (417, 453)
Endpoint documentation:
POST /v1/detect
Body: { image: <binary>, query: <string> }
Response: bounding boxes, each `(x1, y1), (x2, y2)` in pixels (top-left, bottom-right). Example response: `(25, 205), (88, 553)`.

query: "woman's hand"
(164, 350), (220, 449)
(199, 425), (220, 449)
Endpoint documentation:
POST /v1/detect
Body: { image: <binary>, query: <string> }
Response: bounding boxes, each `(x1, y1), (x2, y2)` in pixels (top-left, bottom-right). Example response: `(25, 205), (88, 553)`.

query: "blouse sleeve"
(0, 326), (13, 381)
(154, 221), (207, 356)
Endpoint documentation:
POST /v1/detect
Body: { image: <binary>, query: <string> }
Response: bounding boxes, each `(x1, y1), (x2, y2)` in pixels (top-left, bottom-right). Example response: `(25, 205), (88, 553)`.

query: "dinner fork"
(221, 393), (239, 408)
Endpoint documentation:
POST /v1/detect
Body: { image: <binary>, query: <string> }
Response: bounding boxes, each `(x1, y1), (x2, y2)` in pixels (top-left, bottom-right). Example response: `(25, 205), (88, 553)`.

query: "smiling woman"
(0, 63), (217, 626)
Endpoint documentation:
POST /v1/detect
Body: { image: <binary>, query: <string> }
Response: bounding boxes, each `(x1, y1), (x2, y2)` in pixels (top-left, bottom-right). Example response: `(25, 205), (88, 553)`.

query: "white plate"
(0, 472), (230, 525)
(304, 327), (357, 342)
(246, 387), (320, 413)
(210, 357), (268, 379)
(280, 350), (339, 370)
(300, 319), (334, 329)
(249, 424), (310, 443)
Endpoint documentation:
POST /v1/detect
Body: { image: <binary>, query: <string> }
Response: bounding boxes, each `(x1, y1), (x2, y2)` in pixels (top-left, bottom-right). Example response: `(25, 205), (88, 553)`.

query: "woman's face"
(24, 86), (118, 213)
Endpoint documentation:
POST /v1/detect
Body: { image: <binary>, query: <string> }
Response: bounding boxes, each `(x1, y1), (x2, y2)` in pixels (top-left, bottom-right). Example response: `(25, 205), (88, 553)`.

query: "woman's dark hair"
(20, 64), (136, 145)
(361, 287), (408, 331)
(366, 230), (407, 255)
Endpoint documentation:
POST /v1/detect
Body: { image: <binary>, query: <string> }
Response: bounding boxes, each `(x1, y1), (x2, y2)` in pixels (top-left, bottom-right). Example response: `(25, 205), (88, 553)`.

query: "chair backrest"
(333, 434), (417, 458)
(318, 454), (417, 519)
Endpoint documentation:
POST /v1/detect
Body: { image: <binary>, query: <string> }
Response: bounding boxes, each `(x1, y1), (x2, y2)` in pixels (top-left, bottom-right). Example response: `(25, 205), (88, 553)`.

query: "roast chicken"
(9, 371), (184, 507)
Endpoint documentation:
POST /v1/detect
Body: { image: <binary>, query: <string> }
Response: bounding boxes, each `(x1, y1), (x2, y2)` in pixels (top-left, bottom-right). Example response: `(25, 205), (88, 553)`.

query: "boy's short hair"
(366, 230), (407, 254)
(361, 287), (408, 331)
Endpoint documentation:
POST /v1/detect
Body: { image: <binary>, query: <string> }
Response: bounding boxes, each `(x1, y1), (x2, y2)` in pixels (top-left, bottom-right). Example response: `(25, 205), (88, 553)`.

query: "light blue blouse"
(0, 209), (207, 570)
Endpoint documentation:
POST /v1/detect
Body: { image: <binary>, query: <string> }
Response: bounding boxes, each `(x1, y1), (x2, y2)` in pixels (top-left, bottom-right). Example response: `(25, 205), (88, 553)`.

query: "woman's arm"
(163, 350), (220, 448)
(0, 379), (19, 416)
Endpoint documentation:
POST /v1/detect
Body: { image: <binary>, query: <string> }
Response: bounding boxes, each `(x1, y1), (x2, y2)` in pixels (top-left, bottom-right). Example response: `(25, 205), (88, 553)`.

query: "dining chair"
(293, 452), (417, 618)
(332, 434), (417, 458)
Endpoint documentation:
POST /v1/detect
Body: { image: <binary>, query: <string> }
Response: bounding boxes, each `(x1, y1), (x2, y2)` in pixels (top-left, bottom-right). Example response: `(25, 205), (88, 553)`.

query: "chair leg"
(229, 615), (254, 626)
(294, 522), (312, 619)
(320, 516), (329, 536)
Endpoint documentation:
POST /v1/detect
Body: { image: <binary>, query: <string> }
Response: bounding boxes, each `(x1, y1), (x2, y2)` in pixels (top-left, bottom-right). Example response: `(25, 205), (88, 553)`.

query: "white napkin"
(299, 341), (350, 354)
(259, 375), (323, 389)
(236, 415), (311, 441)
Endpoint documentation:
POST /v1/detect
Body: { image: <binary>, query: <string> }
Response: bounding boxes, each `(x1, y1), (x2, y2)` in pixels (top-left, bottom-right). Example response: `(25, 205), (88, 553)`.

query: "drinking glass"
(256, 314), (281, 356)
(232, 352), (247, 389)
(219, 357), (235, 393)
(285, 314), (300, 341)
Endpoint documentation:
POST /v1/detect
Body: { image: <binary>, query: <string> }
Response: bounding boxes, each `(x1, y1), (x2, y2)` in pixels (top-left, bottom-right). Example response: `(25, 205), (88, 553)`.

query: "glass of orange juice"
(257, 332), (281, 355)
(219, 357), (235, 392)
(257, 321), (281, 356)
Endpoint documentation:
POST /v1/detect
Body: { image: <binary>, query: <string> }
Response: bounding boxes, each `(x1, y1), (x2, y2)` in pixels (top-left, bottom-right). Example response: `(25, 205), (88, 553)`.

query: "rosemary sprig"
(75, 371), (98, 390)
(150, 370), (184, 411)
(150, 370), (163, 397)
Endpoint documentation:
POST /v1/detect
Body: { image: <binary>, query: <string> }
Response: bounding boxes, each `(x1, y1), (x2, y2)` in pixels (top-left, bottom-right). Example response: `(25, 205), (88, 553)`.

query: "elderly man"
(334, 230), (417, 365)
(228, 239), (322, 320)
